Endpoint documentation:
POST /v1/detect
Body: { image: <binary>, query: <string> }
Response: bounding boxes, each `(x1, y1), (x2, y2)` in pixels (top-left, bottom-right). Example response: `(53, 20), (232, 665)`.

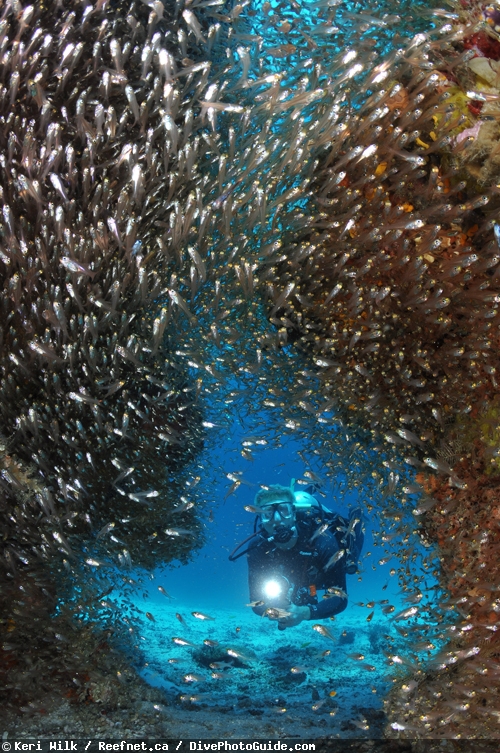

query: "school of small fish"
(1, 0), (500, 738)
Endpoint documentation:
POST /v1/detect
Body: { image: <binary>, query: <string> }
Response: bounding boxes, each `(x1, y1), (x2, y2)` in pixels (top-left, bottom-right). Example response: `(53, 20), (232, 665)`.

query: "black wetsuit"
(247, 512), (363, 621)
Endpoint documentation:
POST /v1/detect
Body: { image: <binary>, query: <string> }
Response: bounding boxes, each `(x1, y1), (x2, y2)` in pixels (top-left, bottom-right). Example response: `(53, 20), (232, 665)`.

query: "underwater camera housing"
(261, 576), (318, 609)
(293, 585), (318, 607)
(261, 574), (293, 608)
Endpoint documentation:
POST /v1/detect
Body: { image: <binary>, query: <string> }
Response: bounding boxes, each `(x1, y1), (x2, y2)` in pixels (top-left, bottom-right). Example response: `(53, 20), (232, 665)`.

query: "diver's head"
(293, 490), (318, 511)
(255, 485), (298, 549)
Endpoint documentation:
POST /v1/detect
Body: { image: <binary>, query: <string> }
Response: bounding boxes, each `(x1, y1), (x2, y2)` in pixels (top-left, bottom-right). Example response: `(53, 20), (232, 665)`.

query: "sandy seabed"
(3, 600), (412, 741)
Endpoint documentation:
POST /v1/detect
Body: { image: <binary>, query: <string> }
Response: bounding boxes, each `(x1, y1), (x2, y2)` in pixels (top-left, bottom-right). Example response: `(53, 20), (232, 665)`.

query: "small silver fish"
(172, 637), (195, 647)
(310, 523), (329, 542)
(324, 548), (345, 571)
(49, 173), (69, 202)
(393, 606), (419, 621)
(312, 624), (335, 640)
(227, 648), (253, 662)
(164, 528), (193, 536)
(182, 10), (204, 42)
(158, 586), (173, 599)
(244, 504), (265, 515)
(60, 257), (96, 278)
(192, 611), (214, 621)
(494, 223), (500, 249)
(326, 587), (347, 599)
(263, 607), (291, 620)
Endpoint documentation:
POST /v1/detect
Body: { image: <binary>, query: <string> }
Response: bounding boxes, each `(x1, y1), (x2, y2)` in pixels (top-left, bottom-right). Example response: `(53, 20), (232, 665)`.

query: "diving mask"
(260, 501), (294, 523)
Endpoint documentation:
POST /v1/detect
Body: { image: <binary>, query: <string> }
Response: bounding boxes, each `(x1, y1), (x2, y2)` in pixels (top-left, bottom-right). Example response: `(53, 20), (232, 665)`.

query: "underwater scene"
(2, 0), (500, 743)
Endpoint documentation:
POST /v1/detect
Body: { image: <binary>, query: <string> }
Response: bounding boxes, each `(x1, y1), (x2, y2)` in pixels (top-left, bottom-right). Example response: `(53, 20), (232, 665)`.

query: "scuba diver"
(229, 483), (364, 630)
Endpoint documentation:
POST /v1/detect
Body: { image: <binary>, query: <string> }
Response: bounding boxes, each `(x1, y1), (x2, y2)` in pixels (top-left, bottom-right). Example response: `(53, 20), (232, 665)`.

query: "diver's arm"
(278, 604), (311, 629)
(308, 594), (347, 620)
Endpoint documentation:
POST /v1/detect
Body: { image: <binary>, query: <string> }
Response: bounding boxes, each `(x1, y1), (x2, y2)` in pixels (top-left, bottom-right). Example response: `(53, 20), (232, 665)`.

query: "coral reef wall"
(257, 1), (500, 736)
(0, 0), (220, 712)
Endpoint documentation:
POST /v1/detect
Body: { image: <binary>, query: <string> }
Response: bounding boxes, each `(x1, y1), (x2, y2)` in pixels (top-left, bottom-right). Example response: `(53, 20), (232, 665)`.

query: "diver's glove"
(277, 604), (311, 630)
